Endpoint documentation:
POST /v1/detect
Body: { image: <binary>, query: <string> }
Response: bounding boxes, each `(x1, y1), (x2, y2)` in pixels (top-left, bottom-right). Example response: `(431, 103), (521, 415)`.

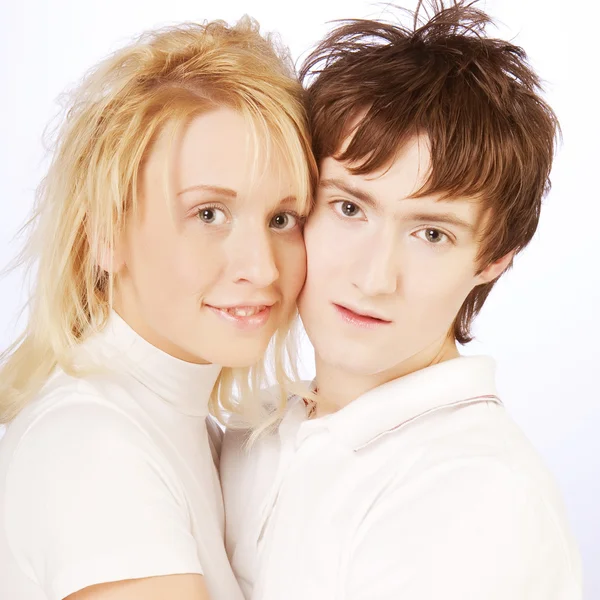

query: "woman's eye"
(197, 206), (227, 225)
(270, 212), (298, 231)
(416, 228), (450, 244)
(335, 201), (363, 218)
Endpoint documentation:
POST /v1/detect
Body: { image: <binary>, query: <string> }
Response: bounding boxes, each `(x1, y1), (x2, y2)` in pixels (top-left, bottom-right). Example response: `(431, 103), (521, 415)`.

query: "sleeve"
(344, 458), (579, 600)
(4, 401), (203, 600)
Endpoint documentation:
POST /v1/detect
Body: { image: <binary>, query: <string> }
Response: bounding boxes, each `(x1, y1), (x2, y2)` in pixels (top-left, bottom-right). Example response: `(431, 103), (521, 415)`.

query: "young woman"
(0, 17), (316, 600)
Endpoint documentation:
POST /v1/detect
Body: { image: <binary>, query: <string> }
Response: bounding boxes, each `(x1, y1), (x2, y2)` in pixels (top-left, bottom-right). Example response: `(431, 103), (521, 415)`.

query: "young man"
(220, 3), (582, 599)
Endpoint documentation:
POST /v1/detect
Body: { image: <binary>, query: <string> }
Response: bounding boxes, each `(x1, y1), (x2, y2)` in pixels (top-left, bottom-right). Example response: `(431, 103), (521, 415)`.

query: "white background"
(0, 0), (598, 597)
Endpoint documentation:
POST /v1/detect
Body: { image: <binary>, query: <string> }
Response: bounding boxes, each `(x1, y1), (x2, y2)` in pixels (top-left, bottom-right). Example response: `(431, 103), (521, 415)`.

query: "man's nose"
(352, 228), (399, 296)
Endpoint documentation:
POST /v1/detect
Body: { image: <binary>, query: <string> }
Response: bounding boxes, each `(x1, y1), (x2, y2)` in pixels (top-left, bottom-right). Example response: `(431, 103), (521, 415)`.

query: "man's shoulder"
(420, 401), (555, 483)
(376, 402), (574, 545)
(388, 400), (554, 486)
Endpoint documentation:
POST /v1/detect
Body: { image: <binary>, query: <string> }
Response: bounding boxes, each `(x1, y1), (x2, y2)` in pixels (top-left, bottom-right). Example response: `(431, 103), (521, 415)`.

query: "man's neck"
(313, 337), (460, 417)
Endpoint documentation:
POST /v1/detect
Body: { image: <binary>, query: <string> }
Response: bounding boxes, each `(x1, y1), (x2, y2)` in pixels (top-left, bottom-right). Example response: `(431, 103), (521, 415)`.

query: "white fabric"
(221, 356), (582, 600)
(0, 312), (243, 600)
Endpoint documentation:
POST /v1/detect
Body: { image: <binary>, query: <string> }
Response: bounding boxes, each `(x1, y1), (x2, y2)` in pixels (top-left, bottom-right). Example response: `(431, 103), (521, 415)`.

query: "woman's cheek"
(281, 237), (308, 297)
(174, 237), (220, 293)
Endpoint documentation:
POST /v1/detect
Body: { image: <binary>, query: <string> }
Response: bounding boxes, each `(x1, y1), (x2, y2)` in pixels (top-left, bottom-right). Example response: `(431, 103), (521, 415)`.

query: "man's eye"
(416, 228), (450, 244)
(270, 212), (299, 231)
(335, 201), (362, 218)
(197, 206), (227, 225)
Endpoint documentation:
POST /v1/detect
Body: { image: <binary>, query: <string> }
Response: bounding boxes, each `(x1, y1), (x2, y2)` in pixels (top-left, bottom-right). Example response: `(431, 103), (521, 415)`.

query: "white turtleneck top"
(0, 312), (244, 600)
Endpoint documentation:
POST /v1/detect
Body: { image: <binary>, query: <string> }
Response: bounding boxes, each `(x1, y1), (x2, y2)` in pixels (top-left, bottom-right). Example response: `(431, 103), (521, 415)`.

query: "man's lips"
(333, 303), (392, 327)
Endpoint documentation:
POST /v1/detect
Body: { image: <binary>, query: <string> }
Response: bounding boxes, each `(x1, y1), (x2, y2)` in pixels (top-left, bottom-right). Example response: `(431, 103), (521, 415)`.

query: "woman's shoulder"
(0, 369), (158, 489)
(0, 373), (179, 535)
(4, 369), (132, 435)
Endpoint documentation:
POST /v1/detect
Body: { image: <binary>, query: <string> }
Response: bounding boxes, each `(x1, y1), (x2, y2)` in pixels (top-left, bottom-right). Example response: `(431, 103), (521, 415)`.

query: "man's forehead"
(318, 153), (487, 232)
(332, 129), (432, 176)
(319, 138), (435, 203)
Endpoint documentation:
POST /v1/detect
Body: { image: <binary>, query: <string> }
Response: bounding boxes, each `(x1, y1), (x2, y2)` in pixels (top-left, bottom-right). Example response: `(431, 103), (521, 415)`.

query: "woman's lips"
(206, 304), (273, 331)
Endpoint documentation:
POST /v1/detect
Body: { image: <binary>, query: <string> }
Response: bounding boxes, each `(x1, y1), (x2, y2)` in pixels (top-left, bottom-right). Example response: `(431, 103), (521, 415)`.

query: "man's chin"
(315, 344), (389, 376)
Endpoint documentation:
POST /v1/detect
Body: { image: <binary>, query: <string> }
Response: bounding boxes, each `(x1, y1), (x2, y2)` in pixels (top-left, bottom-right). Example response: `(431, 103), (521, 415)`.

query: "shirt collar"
(75, 311), (222, 416)
(299, 355), (500, 452)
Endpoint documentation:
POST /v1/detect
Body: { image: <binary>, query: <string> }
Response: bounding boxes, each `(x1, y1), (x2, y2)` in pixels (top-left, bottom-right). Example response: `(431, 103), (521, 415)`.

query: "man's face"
(298, 134), (507, 378)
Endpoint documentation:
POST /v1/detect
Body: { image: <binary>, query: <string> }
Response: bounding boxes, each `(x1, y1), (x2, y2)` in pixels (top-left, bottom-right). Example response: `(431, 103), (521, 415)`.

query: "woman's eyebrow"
(278, 195), (299, 207)
(177, 187), (297, 206)
(176, 184), (238, 198)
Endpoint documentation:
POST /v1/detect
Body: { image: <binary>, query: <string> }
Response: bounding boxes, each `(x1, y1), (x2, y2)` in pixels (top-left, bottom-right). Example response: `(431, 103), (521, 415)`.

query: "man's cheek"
(307, 264), (332, 293)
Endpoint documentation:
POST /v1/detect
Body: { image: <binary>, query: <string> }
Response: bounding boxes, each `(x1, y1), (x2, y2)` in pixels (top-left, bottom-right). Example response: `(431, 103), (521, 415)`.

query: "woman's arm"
(66, 574), (210, 600)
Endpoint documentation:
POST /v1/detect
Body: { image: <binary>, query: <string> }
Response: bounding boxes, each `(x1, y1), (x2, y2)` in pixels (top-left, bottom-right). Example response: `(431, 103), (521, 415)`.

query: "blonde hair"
(0, 17), (317, 425)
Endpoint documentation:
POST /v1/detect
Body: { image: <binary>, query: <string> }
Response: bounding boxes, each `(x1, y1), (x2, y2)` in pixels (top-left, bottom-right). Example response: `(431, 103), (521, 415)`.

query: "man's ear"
(476, 251), (515, 285)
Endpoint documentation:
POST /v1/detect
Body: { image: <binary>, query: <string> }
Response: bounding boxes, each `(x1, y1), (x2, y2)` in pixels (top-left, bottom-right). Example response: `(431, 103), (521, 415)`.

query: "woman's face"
(113, 107), (307, 366)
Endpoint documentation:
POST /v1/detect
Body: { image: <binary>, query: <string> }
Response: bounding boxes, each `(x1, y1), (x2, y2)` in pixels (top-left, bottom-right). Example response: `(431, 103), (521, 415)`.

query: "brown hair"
(300, 0), (559, 343)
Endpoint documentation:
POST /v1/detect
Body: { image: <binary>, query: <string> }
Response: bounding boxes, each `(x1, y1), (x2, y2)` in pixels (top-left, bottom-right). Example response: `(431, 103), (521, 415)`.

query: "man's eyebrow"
(319, 178), (378, 209)
(320, 178), (475, 231)
(405, 211), (474, 232)
(176, 184), (237, 198)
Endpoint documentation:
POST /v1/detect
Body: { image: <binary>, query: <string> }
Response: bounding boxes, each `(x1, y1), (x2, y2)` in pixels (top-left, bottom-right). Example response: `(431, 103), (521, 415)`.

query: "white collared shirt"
(221, 356), (582, 600)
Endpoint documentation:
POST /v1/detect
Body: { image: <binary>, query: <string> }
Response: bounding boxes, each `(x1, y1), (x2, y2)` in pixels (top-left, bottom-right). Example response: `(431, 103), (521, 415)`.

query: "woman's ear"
(476, 251), (515, 285)
(95, 243), (125, 274)
(88, 224), (126, 274)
